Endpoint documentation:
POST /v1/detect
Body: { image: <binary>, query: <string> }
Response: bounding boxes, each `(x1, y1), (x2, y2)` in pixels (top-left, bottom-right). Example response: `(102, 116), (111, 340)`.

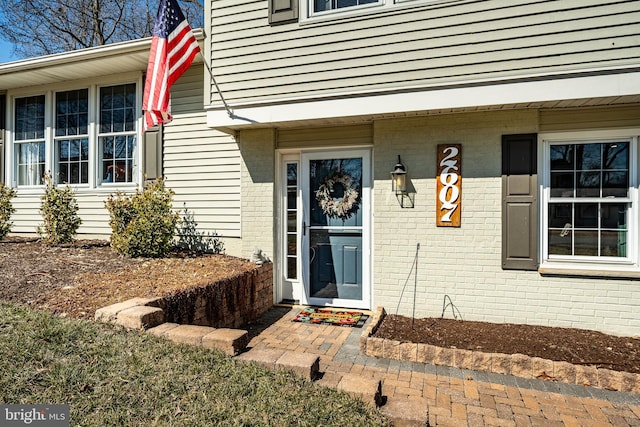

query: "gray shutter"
(502, 134), (538, 270)
(143, 126), (163, 182)
(269, 0), (298, 24)
(0, 94), (5, 185)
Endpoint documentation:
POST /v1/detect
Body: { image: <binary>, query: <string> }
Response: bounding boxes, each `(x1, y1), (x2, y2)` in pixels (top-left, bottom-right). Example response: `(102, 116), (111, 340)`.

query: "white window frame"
(97, 83), (139, 186)
(276, 151), (303, 304)
(9, 77), (142, 192)
(300, 0), (466, 24)
(54, 88), (90, 186)
(308, 0), (383, 19)
(13, 94), (47, 188)
(540, 129), (640, 273)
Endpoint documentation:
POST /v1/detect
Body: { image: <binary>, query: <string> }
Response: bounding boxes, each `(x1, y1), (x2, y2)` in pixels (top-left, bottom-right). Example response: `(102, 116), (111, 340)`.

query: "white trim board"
(207, 70), (640, 130)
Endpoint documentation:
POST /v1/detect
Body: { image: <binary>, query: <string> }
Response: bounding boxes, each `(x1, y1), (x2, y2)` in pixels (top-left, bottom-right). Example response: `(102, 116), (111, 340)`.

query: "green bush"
(175, 205), (225, 255)
(0, 183), (17, 240)
(37, 173), (82, 245)
(106, 178), (179, 258)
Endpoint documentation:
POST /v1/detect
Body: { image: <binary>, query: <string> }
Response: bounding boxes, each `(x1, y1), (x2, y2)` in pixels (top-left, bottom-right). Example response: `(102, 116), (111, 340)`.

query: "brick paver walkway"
(248, 306), (640, 426)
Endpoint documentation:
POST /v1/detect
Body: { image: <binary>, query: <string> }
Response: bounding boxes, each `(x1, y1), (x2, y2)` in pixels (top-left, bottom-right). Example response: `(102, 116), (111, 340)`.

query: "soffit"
(0, 30), (204, 91)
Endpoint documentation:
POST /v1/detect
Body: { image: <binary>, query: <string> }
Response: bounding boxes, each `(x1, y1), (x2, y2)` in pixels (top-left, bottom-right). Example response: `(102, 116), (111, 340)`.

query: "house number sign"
(436, 144), (462, 227)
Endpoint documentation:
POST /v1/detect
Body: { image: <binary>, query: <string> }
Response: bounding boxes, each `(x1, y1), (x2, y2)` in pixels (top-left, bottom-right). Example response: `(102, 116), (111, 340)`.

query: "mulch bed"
(1, 235), (639, 375)
(373, 314), (640, 374)
(0, 236), (254, 320)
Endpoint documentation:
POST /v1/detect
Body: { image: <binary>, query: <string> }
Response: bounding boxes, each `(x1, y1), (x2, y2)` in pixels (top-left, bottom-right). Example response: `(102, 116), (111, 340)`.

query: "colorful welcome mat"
(292, 307), (369, 328)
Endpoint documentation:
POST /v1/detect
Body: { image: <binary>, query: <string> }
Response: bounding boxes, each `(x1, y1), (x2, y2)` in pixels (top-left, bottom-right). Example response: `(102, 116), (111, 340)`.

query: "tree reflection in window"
(548, 141), (629, 258)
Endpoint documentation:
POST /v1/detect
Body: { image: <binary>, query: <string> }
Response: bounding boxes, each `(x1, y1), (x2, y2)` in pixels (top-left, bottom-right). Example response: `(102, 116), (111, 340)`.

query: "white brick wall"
(371, 110), (640, 337)
(238, 129), (275, 262)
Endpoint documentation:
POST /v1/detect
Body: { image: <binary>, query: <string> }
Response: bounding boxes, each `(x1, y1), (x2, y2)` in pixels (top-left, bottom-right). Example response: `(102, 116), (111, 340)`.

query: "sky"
(0, 39), (18, 63)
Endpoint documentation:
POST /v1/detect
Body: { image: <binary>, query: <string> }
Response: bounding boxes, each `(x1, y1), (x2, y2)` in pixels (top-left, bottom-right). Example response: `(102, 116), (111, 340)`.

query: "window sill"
(539, 265), (640, 280)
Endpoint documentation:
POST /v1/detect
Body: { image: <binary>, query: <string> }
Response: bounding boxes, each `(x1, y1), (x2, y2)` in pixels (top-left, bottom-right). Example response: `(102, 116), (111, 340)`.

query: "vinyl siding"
(277, 124), (373, 148)
(539, 104), (640, 132)
(164, 65), (242, 238)
(209, 0), (640, 105)
(11, 192), (114, 235)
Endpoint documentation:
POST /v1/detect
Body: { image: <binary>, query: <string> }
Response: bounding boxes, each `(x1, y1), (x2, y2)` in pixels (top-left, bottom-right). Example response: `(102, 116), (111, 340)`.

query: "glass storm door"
(301, 149), (370, 309)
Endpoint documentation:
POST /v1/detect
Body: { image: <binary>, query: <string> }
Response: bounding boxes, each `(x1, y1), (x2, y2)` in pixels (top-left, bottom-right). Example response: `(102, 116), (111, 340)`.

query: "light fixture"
(391, 155), (410, 207)
(391, 155), (407, 193)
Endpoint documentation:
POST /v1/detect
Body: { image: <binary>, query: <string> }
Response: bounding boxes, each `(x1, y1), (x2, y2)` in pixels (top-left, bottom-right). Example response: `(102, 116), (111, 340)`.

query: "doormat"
(292, 307), (369, 328)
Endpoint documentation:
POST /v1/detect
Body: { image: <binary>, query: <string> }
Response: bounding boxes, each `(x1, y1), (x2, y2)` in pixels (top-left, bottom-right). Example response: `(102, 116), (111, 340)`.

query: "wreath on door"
(315, 171), (360, 220)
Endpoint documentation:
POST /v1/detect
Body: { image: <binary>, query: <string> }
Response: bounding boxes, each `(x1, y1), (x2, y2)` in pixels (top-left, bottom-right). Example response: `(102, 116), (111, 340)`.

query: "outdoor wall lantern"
(391, 155), (411, 207)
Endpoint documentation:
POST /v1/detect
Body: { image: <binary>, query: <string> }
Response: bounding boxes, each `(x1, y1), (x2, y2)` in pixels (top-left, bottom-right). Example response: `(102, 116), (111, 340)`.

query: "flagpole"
(201, 52), (233, 118)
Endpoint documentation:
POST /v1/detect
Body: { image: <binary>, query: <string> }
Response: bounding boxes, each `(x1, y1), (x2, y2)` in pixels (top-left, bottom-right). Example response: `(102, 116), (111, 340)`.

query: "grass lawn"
(0, 303), (389, 426)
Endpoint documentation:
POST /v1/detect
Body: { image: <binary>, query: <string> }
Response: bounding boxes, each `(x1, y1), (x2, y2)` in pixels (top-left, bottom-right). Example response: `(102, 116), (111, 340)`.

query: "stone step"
(159, 324), (216, 346)
(147, 323), (249, 356)
(95, 298), (163, 330)
(202, 328), (249, 356)
(336, 374), (383, 407)
(98, 300), (251, 356)
(235, 348), (285, 369)
(94, 298), (157, 324)
(235, 348), (320, 381)
(147, 322), (180, 337)
(379, 397), (430, 426)
(275, 350), (320, 380)
(116, 305), (164, 330)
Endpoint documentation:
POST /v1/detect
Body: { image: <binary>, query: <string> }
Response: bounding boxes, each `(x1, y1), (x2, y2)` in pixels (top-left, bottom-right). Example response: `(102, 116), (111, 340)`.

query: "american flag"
(142, 0), (200, 131)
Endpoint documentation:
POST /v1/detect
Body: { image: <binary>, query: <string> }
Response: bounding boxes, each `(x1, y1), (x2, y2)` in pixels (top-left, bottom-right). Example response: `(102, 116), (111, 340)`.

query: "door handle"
(303, 221), (306, 236)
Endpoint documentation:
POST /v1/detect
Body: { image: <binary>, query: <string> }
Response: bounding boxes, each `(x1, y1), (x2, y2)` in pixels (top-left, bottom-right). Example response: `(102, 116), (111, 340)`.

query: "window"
(294, 0), (443, 23)
(286, 162), (299, 280)
(12, 82), (139, 188)
(300, 0), (434, 20)
(55, 89), (89, 184)
(99, 84), (137, 183)
(313, 0), (379, 13)
(15, 95), (45, 186)
(543, 134), (637, 267)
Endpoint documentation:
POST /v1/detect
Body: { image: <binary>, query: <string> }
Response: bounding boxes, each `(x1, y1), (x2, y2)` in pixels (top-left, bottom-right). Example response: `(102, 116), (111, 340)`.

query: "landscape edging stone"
(361, 306), (640, 394)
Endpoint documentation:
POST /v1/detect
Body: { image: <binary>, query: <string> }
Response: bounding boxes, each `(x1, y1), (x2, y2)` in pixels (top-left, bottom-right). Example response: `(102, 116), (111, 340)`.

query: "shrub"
(37, 173), (82, 245)
(106, 178), (179, 258)
(175, 205), (225, 255)
(0, 183), (17, 240)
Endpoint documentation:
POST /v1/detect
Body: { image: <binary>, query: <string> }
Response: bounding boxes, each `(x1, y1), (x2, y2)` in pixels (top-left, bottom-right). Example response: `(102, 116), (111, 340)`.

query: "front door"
(301, 149), (371, 309)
